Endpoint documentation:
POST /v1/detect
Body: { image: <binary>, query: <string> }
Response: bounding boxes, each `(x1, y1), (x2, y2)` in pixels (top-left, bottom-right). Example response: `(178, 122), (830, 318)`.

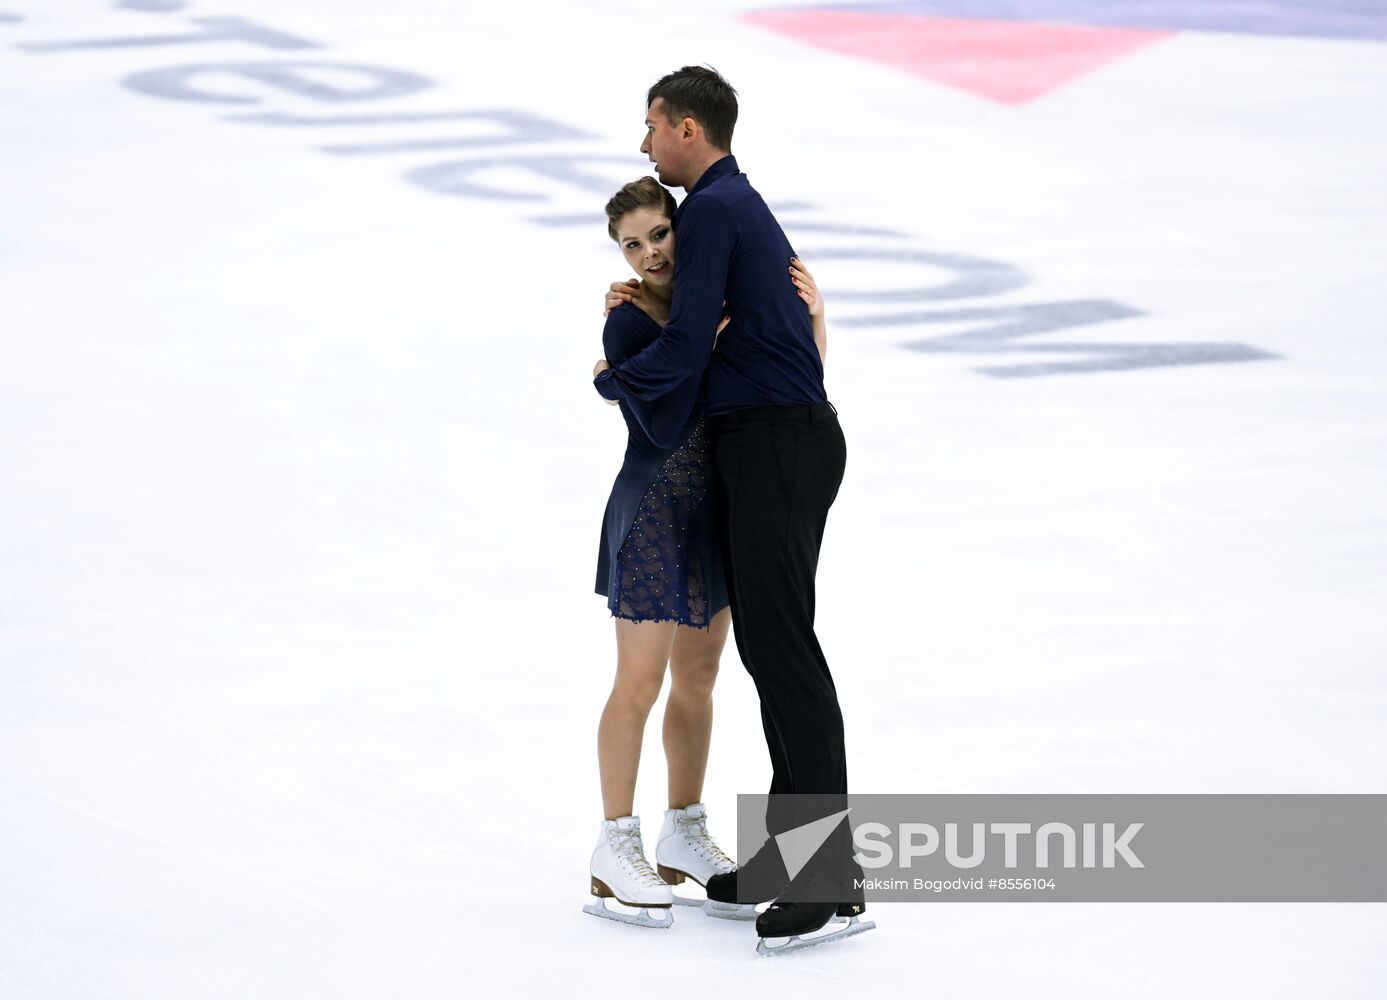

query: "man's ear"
(680, 116), (698, 141)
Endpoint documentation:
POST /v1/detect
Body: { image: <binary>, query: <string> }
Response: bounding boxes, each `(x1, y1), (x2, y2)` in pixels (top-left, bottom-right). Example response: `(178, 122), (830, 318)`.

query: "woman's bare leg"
(598, 618), (677, 820)
(663, 607), (732, 809)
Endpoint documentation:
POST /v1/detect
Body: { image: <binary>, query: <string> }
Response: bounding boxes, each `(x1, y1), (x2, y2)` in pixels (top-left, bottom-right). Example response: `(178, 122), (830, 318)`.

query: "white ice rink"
(3, 0), (1386, 995)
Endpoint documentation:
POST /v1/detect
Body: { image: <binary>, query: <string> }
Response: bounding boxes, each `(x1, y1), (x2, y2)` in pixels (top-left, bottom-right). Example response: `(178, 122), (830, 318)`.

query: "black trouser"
(710, 402), (848, 845)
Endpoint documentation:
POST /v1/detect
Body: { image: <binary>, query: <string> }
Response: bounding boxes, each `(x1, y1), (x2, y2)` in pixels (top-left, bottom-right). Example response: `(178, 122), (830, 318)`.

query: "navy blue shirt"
(594, 155), (827, 417)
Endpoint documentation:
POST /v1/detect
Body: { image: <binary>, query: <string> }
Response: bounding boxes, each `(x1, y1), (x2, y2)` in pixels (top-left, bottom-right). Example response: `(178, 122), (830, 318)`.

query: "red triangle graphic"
(741, 9), (1174, 104)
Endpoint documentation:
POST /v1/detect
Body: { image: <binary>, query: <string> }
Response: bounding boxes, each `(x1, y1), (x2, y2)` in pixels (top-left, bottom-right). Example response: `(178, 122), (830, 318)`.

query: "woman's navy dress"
(595, 303), (728, 628)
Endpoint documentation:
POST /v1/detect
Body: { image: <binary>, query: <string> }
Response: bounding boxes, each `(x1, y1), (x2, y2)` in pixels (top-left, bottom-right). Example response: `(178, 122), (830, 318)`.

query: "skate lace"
(680, 815), (735, 868)
(611, 827), (662, 884)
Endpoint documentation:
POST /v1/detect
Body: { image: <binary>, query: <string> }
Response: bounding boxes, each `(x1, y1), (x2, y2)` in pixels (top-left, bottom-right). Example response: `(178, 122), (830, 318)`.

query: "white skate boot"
(654, 803), (753, 917)
(583, 816), (674, 929)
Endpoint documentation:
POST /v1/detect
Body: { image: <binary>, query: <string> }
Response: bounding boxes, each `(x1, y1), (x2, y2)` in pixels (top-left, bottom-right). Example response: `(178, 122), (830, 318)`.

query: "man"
(592, 66), (865, 949)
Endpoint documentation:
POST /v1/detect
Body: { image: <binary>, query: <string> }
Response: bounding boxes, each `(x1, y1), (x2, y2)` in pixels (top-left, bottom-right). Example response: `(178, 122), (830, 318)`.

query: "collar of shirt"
(683, 153), (739, 201)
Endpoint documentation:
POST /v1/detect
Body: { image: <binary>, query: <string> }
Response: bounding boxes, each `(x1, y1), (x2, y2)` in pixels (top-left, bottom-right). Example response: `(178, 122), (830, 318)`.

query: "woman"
(584, 177), (826, 928)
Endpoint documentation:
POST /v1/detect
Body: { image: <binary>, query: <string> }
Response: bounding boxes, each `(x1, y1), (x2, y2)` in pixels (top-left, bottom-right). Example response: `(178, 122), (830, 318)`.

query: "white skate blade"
(702, 899), (761, 921)
(582, 898), (674, 929)
(668, 880), (742, 912)
(656, 864), (727, 910)
(663, 869), (759, 918)
(755, 915), (876, 956)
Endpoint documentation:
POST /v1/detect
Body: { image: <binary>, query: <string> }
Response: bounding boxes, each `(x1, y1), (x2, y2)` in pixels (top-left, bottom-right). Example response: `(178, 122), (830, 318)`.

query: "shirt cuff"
(594, 367), (623, 401)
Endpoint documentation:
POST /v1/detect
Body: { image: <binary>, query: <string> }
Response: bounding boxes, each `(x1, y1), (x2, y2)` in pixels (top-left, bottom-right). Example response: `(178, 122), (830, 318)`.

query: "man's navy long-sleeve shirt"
(593, 155), (826, 417)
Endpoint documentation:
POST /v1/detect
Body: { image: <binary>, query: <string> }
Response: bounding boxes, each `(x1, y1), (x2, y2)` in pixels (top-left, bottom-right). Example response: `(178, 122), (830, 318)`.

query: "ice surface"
(2, 1), (1385, 996)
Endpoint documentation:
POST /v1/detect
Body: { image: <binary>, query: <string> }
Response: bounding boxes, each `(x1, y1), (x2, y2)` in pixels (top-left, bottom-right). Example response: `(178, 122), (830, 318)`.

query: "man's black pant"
(710, 402), (848, 842)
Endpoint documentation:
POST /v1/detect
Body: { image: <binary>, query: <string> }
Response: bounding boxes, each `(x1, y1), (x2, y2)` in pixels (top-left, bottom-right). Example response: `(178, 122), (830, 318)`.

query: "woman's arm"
(811, 311), (827, 365)
(597, 306), (700, 446)
(790, 257), (826, 364)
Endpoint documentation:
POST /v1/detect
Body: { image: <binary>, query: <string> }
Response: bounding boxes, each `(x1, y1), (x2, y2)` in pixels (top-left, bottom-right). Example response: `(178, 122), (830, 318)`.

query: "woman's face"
(615, 207), (674, 290)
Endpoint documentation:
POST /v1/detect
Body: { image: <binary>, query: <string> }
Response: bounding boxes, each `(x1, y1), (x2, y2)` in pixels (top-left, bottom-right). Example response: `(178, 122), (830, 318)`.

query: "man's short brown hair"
(647, 65), (738, 151)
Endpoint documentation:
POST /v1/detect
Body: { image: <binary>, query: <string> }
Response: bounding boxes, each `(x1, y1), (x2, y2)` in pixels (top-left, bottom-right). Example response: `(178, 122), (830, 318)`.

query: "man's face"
(641, 98), (685, 188)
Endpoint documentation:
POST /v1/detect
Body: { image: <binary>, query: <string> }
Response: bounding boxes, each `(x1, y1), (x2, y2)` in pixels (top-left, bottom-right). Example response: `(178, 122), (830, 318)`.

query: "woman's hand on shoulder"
(603, 278), (642, 317)
(789, 257), (823, 317)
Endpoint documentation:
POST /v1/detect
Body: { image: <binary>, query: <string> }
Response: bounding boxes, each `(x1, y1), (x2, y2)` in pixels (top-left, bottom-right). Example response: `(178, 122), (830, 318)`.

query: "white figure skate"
(654, 803), (756, 919)
(583, 816), (674, 929)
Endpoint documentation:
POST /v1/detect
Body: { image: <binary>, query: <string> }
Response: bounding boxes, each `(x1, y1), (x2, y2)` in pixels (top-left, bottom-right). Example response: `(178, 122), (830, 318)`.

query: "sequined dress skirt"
(595, 417), (729, 628)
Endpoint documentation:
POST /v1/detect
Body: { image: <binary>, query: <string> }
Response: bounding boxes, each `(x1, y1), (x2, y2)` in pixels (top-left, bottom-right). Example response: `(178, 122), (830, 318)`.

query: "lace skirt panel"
(595, 418), (728, 628)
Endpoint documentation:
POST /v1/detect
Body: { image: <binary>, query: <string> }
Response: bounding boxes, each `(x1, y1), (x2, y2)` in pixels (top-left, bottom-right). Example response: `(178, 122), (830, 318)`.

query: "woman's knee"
(669, 653), (720, 699)
(610, 667), (665, 713)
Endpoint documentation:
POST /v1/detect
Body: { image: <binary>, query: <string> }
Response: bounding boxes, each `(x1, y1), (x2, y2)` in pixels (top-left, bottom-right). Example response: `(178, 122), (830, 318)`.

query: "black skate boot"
(704, 838), (789, 920)
(754, 863), (875, 956)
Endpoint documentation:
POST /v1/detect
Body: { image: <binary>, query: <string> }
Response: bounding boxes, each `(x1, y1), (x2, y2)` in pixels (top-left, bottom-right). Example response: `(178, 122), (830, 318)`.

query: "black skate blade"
(755, 915), (876, 956)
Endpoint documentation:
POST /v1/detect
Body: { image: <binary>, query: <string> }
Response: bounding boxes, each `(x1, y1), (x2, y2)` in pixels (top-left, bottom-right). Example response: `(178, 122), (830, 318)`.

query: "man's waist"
(709, 402), (837, 429)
